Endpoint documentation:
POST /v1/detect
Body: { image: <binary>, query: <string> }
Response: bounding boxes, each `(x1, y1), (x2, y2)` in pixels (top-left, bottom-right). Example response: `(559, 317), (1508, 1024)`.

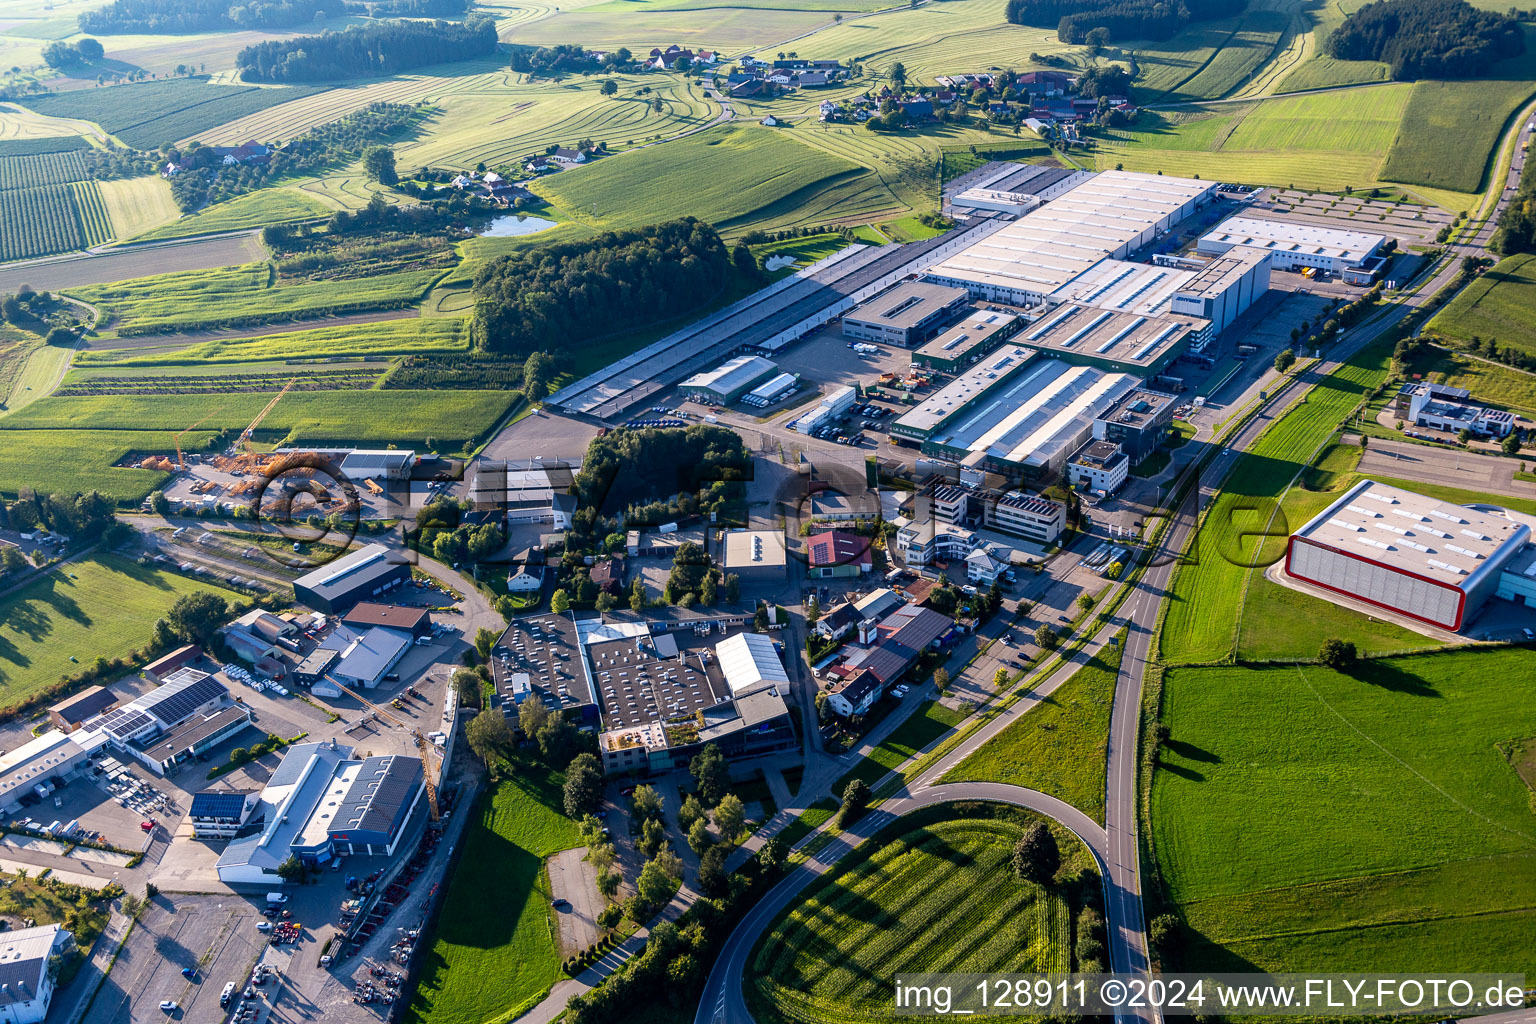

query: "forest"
(1006, 0), (1234, 43)
(470, 218), (744, 358)
(236, 18), (497, 82)
(1325, 0), (1524, 79)
(80, 0), (342, 33)
(345, 0), (466, 15)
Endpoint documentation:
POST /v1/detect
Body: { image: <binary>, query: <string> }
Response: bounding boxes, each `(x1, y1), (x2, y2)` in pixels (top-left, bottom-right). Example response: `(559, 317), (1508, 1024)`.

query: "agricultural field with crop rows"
(69, 263), (445, 336)
(19, 77), (326, 149)
(746, 815), (1081, 1024)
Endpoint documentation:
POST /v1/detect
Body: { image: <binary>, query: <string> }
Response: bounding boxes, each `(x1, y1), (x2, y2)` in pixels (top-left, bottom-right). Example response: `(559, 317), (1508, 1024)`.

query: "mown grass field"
(1161, 339), (1402, 665)
(19, 77), (325, 150)
(70, 262), (443, 335)
(746, 814), (1081, 1024)
(1153, 648), (1536, 973)
(405, 766), (583, 1024)
(1131, 9), (1289, 104)
(1379, 28), (1536, 194)
(0, 391), (515, 452)
(534, 124), (863, 232)
(0, 553), (241, 708)
(1427, 253), (1536, 359)
(943, 638), (1123, 825)
(1274, 0), (1390, 93)
(0, 428), (219, 503)
(1097, 85), (1412, 192)
(75, 317), (468, 366)
(98, 175), (180, 240)
(134, 189), (331, 242)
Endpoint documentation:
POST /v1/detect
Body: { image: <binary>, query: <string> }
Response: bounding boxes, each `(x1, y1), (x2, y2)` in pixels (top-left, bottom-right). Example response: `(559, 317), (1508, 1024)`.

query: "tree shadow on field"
(1156, 761), (1205, 782)
(1351, 659), (1440, 698)
(1165, 739), (1220, 764)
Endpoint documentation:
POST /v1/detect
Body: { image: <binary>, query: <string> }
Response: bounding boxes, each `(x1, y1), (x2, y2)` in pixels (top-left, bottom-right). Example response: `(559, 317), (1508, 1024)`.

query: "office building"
(1067, 440), (1129, 495)
(1093, 386), (1178, 463)
(0, 924), (74, 1024)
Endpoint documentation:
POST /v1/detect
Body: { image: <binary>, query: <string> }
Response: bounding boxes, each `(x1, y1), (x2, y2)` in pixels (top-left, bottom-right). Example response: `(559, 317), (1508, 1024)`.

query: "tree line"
(1007, 0), (1234, 43)
(81, 0), (342, 33)
(507, 43), (633, 76)
(236, 17), (497, 82)
(1495, 159), (1536, 257)
(1325, 0), (1524, 79)
(470, 217), (755, 357)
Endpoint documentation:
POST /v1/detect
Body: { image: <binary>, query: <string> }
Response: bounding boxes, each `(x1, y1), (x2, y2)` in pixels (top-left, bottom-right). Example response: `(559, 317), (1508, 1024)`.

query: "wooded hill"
(1006, 0), (1235, 43)
(1325, 0), (1524, 79)
(236, 18), (497, 82)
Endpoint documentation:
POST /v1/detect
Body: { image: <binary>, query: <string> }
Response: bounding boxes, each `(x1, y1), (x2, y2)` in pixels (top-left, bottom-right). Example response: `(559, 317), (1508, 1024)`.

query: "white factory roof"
(895, 346), (1039, 435)
(1294, 479), (1530, 588)
(0, 731), (85, 791)
(723, 529), (787, 570)
(1048, 258), (1194, 314)
(715, 632), (790, 695)
(1201, 216), (1384, 264)
(681, 354), (776, 394)
(927, 171), (1216, 295)
(931, 358), (1138, 468)
(955, 187), (1039, 207)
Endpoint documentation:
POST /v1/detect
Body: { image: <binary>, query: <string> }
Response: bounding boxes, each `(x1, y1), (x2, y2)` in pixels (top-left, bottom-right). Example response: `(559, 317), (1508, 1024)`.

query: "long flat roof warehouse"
(926, 171), (1218, 305)
(1021, 303), (1207, 375)
(892, 346), (1039, 440)
(1199, 216), (1384, 268)
(926, 358), (1137, 474)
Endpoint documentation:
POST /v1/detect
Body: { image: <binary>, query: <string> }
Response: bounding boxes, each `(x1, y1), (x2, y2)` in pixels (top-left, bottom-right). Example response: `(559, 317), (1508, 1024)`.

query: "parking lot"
(80, 893), (268, 1024)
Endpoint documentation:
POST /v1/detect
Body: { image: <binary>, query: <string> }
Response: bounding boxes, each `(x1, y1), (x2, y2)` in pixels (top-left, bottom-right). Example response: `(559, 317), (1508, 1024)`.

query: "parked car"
(551, 898), (570, 909)
(257, 921), (273, 933)
(159, 1001), (178, 1013)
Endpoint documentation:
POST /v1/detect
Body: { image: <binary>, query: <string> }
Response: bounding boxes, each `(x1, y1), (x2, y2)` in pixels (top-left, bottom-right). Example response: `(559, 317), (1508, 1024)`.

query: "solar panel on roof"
(144, 674), (227, 727)
(101, 707), (153, 739)
(190, 792), (249, 819)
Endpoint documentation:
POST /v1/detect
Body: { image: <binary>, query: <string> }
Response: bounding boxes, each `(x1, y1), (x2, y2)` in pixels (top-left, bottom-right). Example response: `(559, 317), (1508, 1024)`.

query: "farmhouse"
(1285, 479), (1530, 633)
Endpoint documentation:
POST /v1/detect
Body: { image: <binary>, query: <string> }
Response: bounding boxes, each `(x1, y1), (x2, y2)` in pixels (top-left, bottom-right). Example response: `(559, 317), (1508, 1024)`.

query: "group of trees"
(1325, 0), (1524, 80)
(1007, 0), (1232, 43)
(471, 218), (745, 358)
(0, 489), (122, 541)
(163, 102), (417, 211)
(570, 423), (751, 521)
(80, 0), (342, 33)
(412, 496), (505, 566)
(41, 38), (105, 69)
(350, 0), (466, 15)
(236, 17), (497, 82)
(1496, 161), (1536, 257)
(508, 44), (632, 76)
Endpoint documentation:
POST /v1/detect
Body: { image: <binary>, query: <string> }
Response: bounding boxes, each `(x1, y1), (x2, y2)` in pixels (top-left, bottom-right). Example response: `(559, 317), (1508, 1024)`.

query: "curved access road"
(699, 782), (1110, 1024)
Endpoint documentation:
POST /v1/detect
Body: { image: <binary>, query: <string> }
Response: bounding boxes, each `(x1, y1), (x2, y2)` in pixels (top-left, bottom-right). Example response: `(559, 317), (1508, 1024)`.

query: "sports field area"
(1427, 253), (1536, 359)
(406, 766), (582, 1024)
(746, 809), (1088, 1024)
(0, 553), (241, 710)
(1153, 647), (1536, 973)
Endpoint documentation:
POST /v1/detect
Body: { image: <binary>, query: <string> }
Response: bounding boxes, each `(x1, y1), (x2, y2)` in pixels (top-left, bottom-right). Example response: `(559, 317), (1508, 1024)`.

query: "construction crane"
(324, 675), (444, 823)
(172, 405), (228, 470)
(238, 379), (296, 454)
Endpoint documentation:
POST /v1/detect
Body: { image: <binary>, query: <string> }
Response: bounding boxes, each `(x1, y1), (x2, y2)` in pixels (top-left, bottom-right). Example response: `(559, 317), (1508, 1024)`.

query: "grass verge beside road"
(942, 635), (1123, 825)
(405, 765), (583, 1024)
